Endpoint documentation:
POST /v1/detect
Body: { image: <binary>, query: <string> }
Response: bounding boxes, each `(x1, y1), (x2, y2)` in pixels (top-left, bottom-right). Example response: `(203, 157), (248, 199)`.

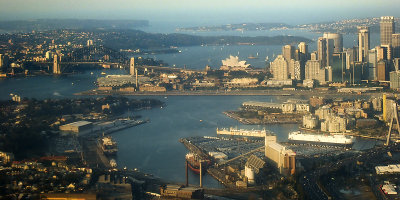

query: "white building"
(220, 55), (250, 71)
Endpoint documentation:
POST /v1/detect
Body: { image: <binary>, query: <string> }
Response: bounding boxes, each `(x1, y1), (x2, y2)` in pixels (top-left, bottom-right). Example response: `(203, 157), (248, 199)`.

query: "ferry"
(288, 131), (355, 147)
(98, 136), (118, 156)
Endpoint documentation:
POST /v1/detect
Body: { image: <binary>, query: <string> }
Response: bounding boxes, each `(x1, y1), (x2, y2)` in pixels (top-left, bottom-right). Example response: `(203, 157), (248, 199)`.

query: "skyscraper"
(298, 42), (308, 55)
(53, 54), (61, 74)
(130, 57), (135, 76)
(317, 37), (327, 67)
(380, 16), (395, 46)
(282, 45), (294, 62)
(358, 26), (370, 62)
(270, 55), (289, 80)
(288, 59), (301, 80)
(305, 60), (326, 84)
(368, 48), (377, 80)
(392, 34), (400, 58)
(323, 32), (343, 53)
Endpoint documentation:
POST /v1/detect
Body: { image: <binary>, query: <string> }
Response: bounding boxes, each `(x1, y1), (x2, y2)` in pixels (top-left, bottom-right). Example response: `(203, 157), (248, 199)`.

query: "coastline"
(74, 89), (382, 98)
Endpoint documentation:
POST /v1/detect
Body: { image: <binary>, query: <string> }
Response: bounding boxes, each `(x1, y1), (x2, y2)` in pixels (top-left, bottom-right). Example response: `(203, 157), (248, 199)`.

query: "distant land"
(176, 17), (400, 34)
(0, 19), (149, 33)
(99, 29), (312, 50)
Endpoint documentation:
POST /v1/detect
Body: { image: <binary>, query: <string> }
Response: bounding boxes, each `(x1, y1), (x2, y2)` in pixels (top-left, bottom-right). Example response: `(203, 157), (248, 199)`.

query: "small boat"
(110, 159), (117, 168)
(248, 52), (259, 59)
(101, 72), (106, 75)
(90, 72), (94, 75)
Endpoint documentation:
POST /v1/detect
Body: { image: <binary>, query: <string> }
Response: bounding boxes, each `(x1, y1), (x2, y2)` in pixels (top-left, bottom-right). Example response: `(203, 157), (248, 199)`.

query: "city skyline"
(0, 0), (400, 25)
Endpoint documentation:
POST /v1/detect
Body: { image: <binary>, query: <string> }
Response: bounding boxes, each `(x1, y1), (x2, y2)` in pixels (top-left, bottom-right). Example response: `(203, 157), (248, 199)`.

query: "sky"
(0, 0), (399, 25)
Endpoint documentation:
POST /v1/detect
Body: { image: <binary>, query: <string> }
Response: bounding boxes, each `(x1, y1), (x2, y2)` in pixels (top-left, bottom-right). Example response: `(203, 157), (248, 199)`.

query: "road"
(300, 144), (399, 200)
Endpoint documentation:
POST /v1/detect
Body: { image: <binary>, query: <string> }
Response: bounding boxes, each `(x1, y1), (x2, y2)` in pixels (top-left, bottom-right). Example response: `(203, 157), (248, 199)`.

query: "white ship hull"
(288, 131), (355, 146)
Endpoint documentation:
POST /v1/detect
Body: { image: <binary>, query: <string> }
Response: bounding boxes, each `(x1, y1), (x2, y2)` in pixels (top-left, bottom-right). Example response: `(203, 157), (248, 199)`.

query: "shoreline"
(74, 89), (382, 97)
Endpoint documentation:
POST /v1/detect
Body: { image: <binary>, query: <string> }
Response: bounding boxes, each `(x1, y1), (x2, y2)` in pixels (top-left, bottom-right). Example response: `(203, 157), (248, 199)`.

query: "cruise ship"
(288, 131), (355, 146)
(217, 127), (268, 137)
(98, 136), (118, 156)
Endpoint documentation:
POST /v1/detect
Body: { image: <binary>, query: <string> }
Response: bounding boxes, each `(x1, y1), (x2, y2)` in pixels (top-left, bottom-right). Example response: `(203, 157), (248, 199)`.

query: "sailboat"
(248, 52), (259, 59)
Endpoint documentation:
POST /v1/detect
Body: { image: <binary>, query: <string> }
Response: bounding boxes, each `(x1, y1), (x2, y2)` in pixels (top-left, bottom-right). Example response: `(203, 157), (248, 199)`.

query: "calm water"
(135, 28), (380, 70)
(0, 68), (298, 188)
(112, 96), (298, 187)
(0, 28), (379, 187)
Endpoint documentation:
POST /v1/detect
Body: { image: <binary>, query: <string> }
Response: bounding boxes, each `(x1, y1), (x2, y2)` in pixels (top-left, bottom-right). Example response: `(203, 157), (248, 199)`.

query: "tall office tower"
(376, 46), (386, 61)
(358, 27), (370, 62)
(381, 45), (392, 60)
(298, 42), (308, 54)
(282, 45), (294, 62)
(394, 58), (400, 71)
(53, 54), (61, 74)
(392, 34), (400, 58)
(326, 39), (334, 67)
(270, 55), (289, 80)
(377, 60), (388, 81)
(323, 32), (343, 53)
(317, 37), (327, 67)
(288, 59), (301, 80)
(310, 52), (317, 61)
(368, 49), (378, 80)
(380, 16), (395, 46)
(129, 57), (135, 76)
(305, 60), (326, 84)
(344, 48), (357, 70)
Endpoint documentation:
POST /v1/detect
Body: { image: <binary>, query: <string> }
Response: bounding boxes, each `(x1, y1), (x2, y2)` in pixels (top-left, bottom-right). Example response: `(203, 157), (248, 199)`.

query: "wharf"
(80, 119), (148, 170)
(224, 111), (302, 125)
(179, 138), (211, 161)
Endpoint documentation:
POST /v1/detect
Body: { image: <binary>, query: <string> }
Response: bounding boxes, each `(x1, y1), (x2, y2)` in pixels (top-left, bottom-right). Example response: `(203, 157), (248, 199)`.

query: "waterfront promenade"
(75, 88), (382, 98)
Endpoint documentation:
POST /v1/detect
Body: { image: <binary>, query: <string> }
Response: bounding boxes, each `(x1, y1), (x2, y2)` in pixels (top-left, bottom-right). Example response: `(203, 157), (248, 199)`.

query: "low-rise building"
(59, 121), (93, 133)
(303, 115), (319, 129)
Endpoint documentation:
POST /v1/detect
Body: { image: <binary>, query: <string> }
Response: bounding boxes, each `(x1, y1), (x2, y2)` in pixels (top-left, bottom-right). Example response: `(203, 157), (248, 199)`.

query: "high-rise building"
(326, 39), (334, 67)
(376, 46), (386, 61)
(53, 54), (61, 74)
(265, 136), (296, 175)
(298, 42), (308, 55)
(270, 55), (289, 80)
(305, 60), (326, 84)
(323, 32), (343, 53)
(358, 26), (370, 62)
(288, 59), (301, 80)
(368, 48), (378, 80)
(380, 16), (395, 46)
(87, 39), (94, 47)
(317, 37), (327, 67)
(390, 71), (400, 89)
(377, 60), (388, 81)
(282, 45), (294, 62)
(392, 34), (400, 58)
(344, 48), (357, 70)
(129, 57), (135, 76)
(381, 45), (393, 60)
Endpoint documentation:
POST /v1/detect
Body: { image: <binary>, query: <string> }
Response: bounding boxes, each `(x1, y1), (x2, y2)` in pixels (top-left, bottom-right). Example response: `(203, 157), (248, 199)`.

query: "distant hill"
(100, 29), (312, 50)
(0, 19), (149, 33)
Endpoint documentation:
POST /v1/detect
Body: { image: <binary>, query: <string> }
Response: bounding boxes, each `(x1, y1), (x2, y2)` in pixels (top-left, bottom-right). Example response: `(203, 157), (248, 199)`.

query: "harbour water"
(0, 28), (380, 188)
(0, 68), (298, 188)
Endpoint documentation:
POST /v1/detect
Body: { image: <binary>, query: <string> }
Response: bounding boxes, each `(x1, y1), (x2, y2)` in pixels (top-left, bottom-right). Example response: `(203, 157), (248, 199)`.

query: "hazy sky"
(0, 0), (399, 25)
